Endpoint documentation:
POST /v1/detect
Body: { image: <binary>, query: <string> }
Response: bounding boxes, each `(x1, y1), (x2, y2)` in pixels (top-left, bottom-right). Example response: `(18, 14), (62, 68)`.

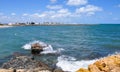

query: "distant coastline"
(0, 23), (99, 27)
(0, 23), (120, 28)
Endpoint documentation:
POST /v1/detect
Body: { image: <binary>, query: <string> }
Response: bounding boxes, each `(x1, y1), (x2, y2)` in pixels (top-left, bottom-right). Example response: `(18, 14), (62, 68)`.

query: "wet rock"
(31, 43), (45, 54)
(1, 56), (52, 72)
(76, 54), (120, 72)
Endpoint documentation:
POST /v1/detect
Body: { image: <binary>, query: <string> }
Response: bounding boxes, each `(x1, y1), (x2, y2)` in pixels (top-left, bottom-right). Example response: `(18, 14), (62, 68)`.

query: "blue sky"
(0, 0), (120, 24)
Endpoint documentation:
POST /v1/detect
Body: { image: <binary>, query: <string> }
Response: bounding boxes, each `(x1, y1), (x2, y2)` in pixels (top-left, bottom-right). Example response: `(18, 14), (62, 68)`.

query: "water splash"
(56, 55), (97, 72)
(22, 40), (64, 54)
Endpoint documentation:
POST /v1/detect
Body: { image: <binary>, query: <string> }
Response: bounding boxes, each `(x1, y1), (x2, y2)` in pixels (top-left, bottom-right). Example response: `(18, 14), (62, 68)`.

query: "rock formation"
(1, 56), (52, 72)
(76, 54), (120, 72)
(31, 43), (45, 54)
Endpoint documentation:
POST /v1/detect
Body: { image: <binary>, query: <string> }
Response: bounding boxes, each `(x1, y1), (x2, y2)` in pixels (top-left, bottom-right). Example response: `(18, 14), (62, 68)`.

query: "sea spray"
(22, 40), (64, 54)
(56, 55), (97, 72)
(22, 41), (47, 50)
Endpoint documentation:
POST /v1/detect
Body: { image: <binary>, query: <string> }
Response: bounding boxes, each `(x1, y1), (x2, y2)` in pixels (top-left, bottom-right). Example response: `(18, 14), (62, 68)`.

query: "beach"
(0, 25), (13, 28)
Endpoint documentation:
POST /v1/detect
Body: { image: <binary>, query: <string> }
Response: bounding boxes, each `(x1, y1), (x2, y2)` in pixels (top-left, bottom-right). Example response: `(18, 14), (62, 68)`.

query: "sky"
(0, 0), (120, 24)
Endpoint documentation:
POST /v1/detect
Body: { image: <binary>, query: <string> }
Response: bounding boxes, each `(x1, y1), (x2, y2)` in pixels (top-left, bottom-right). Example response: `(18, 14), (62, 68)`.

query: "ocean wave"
(56, 55), (97, 72)
(22, 40), (64, 54)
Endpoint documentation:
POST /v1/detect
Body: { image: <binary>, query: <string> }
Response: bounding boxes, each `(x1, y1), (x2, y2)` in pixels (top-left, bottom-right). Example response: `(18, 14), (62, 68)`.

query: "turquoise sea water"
(0, 24), (120, 71)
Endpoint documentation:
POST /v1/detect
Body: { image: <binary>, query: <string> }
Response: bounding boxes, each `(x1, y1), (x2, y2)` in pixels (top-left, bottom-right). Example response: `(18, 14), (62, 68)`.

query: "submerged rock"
(76, 54), (120, 72)
(1, 56), (52, 72)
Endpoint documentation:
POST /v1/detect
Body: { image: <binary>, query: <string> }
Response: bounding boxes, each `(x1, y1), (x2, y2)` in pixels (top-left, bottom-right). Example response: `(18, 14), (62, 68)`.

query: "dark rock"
(1, 56), (52, 71)
(31, 43), (44, 54)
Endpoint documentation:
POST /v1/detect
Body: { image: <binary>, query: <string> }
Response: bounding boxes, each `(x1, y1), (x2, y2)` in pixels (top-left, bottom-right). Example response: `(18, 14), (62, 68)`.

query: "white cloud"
(47, 5), (62, 9)
(76, 5), (102, 15)
(11, 13), (16, 16)
(51, 9), (71, 18)
(38, 14), (47, 18)
(27, 9), (72, 19)
(86, 12), (95, 16)
(31, 13), (40, 18)
(57, 9), (69, 13)
(25, 5), (102, 19)
(18, 4), (102, 22)
(23, 13), (47, 18)
(23, 13), (28, 16)
(118, 4), (120, 7)
(51, 13), (69, 18)
(43, 11), (56, 15)
(50, 0), (57, 3)
(67, 0), (88, 6)
(31, 13), (47, 18)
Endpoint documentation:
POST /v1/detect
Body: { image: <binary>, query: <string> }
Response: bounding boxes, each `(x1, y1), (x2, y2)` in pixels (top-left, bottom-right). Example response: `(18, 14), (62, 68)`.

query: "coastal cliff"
(77, 54), (120, 72)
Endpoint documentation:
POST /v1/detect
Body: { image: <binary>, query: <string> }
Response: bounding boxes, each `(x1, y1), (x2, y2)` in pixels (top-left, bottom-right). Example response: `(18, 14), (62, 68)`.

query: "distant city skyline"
(0, 0), (120, 24)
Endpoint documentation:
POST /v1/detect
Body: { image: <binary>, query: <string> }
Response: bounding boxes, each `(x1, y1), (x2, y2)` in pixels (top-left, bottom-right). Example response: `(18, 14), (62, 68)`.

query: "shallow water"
(0, 24), (120, 71)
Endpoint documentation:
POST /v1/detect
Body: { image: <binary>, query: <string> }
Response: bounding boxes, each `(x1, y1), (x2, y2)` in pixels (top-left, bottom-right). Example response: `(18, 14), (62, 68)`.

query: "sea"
(0, 24), (120, 72)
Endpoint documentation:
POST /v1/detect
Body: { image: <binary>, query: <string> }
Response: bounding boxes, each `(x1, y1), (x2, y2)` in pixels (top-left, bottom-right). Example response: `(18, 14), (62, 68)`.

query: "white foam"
(40, 45), (57, 54)
(22, 40), (64, 54)
(56, 55), (97, 72)
(22, 43), (31, 50)
(40, 46), (64, 54)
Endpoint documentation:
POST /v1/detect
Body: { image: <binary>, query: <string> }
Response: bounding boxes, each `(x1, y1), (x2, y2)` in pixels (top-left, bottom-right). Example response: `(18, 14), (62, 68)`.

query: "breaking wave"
(22, 40), (64, 54)
(56, 55), (97, 72)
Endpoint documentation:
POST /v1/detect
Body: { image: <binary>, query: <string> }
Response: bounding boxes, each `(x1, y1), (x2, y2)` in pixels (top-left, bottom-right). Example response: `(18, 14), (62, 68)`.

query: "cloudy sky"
(0, 0), (120, 24)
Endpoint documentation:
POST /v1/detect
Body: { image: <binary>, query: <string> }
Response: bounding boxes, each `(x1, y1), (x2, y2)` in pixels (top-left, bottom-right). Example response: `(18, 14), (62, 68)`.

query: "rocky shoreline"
(0, 43), (64, 72)
(77, 54), (120, 72)
(0, 56), (63, 72)
(1, 54), (120, 72)
(0, 42), (120, 72)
